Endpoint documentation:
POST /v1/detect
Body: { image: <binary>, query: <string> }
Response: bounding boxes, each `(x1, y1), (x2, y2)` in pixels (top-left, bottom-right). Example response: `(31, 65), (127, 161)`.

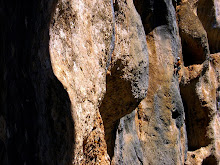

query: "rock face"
(177, 1), (209, 66)
(197, 0), (220, 53)
(0, 0), (220, 165)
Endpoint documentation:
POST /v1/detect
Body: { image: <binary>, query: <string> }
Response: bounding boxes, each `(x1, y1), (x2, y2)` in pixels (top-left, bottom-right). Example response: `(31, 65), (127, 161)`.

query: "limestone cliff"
(0, 0), (219, 165)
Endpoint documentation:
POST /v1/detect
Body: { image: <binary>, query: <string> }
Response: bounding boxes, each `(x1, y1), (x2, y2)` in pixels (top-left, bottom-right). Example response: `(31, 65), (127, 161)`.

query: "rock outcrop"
(197, 0), (220, 53)
(177, 0), (209, 66)
(0, 0), (220, 165)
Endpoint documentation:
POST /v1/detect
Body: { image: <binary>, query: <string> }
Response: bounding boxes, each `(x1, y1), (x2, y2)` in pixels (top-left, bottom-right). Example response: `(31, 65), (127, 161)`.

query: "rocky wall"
(0, 0), (220, 165)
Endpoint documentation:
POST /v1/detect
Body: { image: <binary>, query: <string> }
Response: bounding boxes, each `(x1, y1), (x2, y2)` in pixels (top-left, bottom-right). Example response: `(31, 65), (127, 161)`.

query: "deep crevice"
(202, 155), (218, 165)
(172, 109), (181, 120)
(181, 34), (207, 66)
(113, 0), (120, 12)
(180, 78), (212, 151)
(197, 0), (220, 54)
(133, 0), (168, 34)
(99, 60), (139, 159)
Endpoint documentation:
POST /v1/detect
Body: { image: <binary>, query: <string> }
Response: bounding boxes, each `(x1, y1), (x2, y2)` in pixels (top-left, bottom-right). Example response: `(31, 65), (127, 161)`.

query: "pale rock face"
(49, 0), (114, 164)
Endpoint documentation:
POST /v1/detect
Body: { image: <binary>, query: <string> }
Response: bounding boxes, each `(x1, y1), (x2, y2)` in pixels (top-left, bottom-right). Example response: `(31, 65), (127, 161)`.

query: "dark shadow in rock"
(133, 0), (168, 34)
(197, 0), (220, 54)
(180, 33), (207, 66)
(172, 0), (181, 8)
(99, 60), (139, 159)
(0, 0), (75, 164)
(177, 2), (208, 66)
(180, 78), (211, 151)
(202, 155), (218, 165)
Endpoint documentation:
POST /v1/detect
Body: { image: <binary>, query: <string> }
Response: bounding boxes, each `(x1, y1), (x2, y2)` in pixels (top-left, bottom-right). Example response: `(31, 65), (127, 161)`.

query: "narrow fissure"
(217, 86), (220, 111)
(133, 0), (168, 35)
(180, 79), (212, 151)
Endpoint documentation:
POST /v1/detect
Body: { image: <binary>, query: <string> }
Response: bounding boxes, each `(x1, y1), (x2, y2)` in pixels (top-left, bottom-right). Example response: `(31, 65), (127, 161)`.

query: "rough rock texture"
(100, 0), (149, 162)
(49, 0), (114, 163)
(133, 0), (187, 164)
(180, 53), (220, 164)
(1, 0), (220, 165)
(177, 0), (209, 66)
(197, 0), (220, 53)
(178, 1), (220, 164)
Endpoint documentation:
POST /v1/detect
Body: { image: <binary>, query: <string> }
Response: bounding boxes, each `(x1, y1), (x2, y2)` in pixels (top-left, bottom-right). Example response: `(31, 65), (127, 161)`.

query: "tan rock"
(49, 0), (114, 164)
(180, 54), (220, 163)
(99, 0), (148, 163)
(177, 1), (210, 66)
(197, 0), (220, 53)
(1, 0), (220, 164)
(111, 0), (187, 165)
(185, 145), (212, 165)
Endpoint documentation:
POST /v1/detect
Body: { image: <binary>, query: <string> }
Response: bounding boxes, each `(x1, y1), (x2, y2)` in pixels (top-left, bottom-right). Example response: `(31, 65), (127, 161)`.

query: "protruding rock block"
(198, 0), (220, 53)
(177, 1), (209, 66)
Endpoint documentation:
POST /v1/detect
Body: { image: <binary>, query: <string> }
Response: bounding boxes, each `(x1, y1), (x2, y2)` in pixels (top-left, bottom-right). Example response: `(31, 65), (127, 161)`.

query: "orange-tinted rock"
(180, 53), (220, 163)
(49, 0), (114, 163)
(112, 0), (187, 164)
(1, 0), (220, 164)
(100, 0), (149, 163)
(177, 1), (209, 66)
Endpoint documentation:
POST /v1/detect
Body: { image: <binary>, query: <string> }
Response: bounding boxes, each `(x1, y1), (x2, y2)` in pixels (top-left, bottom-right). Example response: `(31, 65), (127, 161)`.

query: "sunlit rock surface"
(1, 0), (220, 164)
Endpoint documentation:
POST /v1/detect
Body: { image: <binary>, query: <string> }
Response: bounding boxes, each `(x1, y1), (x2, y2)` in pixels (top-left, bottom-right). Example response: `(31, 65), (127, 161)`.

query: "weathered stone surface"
(180, 53), (220, 164)
(197, 0), (220, 53)
(113, 110), (144, 165)
(99, 0), (148, 162)
(177, 0), (210, 66)
(49, 0), (114, 164)
(1, 0), (220, 164)
(132, 0), (187, 164)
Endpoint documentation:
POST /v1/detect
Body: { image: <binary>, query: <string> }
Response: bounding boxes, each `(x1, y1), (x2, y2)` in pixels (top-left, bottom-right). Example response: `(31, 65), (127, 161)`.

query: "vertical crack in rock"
(180, 76), (211, 151)
(100, 1), (149, 163)
(100, 60), (139, 159)
(106, 0), (116, 70)
(133, 0), (168, 35)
